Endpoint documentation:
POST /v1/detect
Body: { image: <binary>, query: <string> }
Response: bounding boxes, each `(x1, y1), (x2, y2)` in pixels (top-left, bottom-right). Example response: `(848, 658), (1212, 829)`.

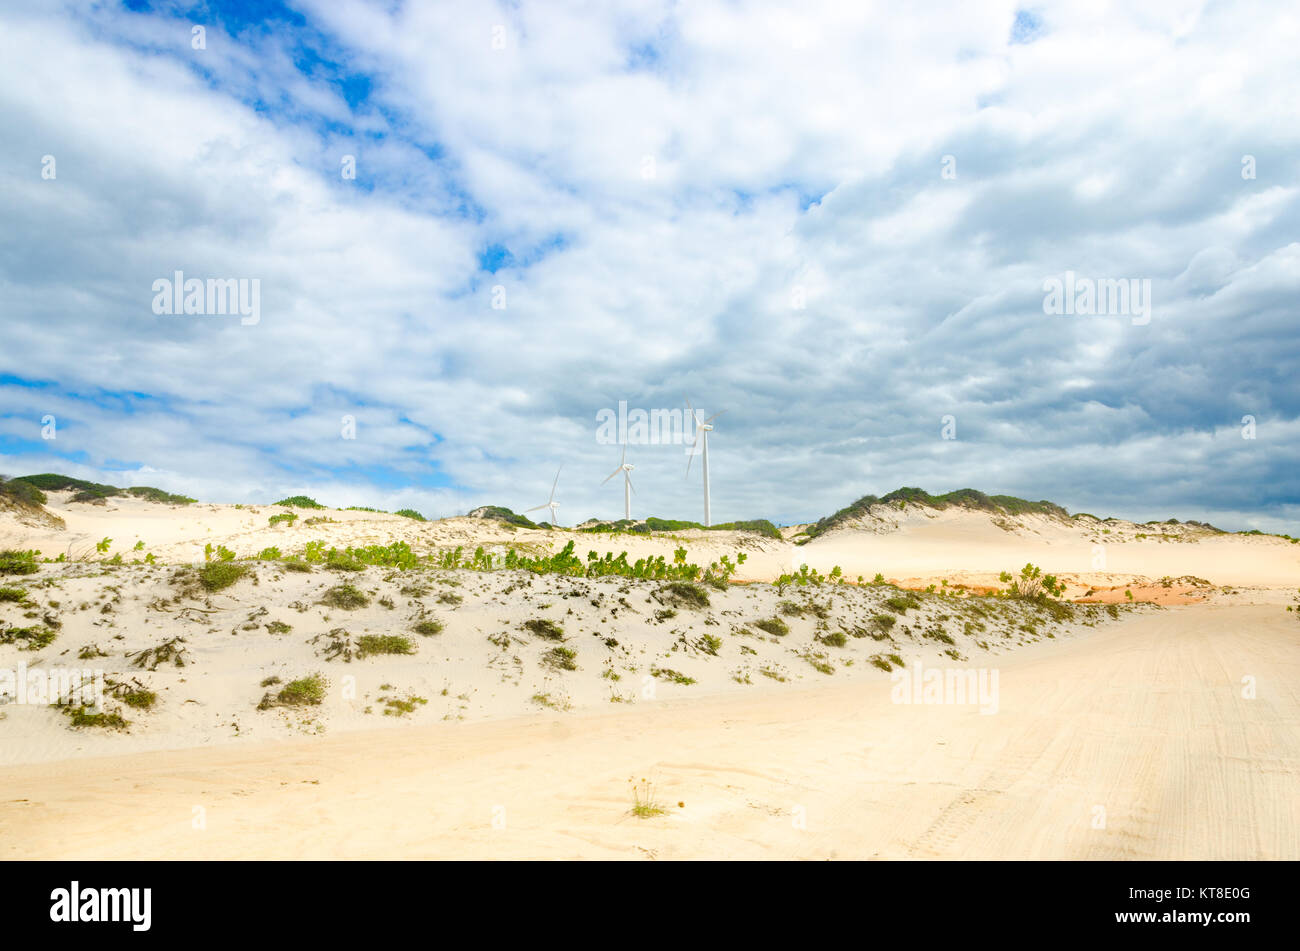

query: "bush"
(753, 617), (789, 637)
(319, 584), (369, 609)
(544, 646), (578, 671)
(200, 561), (246, 591)
(274, 496), (325, 509)
(394, 509), (426, 521)
(0, 625), (56, 651)
(357, 634), (415, 657)
(659, 582), (710, 609)
(260, 673), (327, 709)
(883, 593), (920, 613)
(0, 586), (28, 602)
(0, 549), (39, 576)
(412, 620), (444, 636)
(524, 618), (564, 640)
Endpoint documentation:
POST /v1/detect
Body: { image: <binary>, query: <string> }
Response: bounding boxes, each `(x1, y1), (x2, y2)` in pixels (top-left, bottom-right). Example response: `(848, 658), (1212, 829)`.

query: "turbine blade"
(601, 467), (622, 484)
(621, 444), (627, 466)
(705, 409), (727, 424)
(524, 504), (546, 512)
(625, 472), (635, 494)
(549, 467), (561, 502)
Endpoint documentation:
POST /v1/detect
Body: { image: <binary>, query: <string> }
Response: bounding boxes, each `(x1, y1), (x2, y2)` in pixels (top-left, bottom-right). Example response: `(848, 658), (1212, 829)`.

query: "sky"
(1, 0), (1298, 531)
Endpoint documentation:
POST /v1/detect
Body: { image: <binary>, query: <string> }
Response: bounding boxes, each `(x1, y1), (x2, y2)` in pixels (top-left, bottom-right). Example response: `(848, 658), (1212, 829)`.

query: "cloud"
(0, 0), (1297, 532)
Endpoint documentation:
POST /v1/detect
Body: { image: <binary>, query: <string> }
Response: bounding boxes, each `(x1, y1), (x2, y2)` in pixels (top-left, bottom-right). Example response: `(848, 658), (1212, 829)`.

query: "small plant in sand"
(0, 586), (28, 602)
(412, 619), (444, 636)
(543, 646), (578, 671)
(319, 584), (369, 610)
(356, 634), (416, 658)
(999, 563), (1065, 601)
(524, 618), (564, 640)
(274, 496), (325, 509)
(753, 617), (789, 637)
(629, 777), (667, 818)
(199, 561), (246, 592)
(657, 581), (710, 609)
(56, 704), (129, 731)
(128, 637), (190, 670)
(311, 628), (356, 662)
(259, 673), (327, 710)
(383, 695), (428, 716)
(0, 549), (39, 576)
(531, 692), (571, 711)
(0, 624), (56, 651)
(268, 512), (298, 527)
(266, 620), (292, 635)
(650, 666), (695, 685)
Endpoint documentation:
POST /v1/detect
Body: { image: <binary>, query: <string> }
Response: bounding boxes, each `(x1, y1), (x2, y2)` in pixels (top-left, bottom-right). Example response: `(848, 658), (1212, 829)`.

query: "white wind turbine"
(525, 468), (562, 526)
(601, 444), (635, 520)
(685, 398), (725, 527)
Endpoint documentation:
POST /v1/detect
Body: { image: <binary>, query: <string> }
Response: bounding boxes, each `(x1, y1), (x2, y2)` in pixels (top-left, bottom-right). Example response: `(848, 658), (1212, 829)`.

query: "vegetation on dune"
(394, 508), (426, 521)
(524, 618), (565, 640)
(356, 634), (416, 657)
(805, 487), (1070, 539)
(319, 584), (370, 610)
(0, 549), (39, 575)
(199, 561), (246, 592)
(274, 495), (326, 509)
(468, 505), (539, 529)
(259, 673), (328, 710)
(0, 624), (56, 651)
(9, 474), (193, 505)
(0, 477), (48, 508)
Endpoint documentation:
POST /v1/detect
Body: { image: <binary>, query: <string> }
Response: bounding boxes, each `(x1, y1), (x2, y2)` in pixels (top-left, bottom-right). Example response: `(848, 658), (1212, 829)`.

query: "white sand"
(1, 491), (1296, 858)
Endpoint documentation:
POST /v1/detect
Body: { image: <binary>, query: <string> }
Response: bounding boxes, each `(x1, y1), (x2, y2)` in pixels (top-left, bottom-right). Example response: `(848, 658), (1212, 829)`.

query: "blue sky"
(1, 0), (1298, 531)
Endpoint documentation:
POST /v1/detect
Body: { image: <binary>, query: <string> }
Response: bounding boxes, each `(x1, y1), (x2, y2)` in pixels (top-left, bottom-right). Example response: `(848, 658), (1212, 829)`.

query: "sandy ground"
(3, 601), (1295, 860)
(1, 490), (1296, 859)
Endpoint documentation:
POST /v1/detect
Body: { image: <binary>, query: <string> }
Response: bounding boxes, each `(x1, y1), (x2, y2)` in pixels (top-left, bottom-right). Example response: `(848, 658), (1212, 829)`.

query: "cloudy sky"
(1, 0), (1297, 531)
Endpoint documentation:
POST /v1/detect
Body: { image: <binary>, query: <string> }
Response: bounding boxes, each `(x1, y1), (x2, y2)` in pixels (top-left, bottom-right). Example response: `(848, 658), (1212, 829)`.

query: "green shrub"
(121, 689), (157, 710)
(883, 593), (921, 613)
(659, 582), (710, 609)
(319, 584), (369, 609)
(60, 705), (129, 730)
(274, 496), (325, 509)
(0, 625), (56, 650)
(753, 617), (789, 637)
(357, 634), (415, 657)
(412, 620), (444, 636)
(0, 586), (28, 602)
(260, 673), (327, 709)
(394, 509), (426, 521)
(0, 549), (39, 576)
(524, 618), (564, 640)
(544, 646), (578, 671)
(268, 513), (298, 527)
(200, 561), (246, 591)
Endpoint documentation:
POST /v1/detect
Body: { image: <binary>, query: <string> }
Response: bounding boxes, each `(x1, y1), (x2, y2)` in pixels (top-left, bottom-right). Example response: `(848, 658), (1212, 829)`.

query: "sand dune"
(2, 490), (1296, 860)
(3, 602), (1295, 860)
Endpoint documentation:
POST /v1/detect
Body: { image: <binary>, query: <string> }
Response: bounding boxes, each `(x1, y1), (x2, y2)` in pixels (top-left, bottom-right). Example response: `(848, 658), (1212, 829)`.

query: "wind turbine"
(601, 444), (635, 520)
(685, 398), (725, 527)
(525, 468), (562, 526)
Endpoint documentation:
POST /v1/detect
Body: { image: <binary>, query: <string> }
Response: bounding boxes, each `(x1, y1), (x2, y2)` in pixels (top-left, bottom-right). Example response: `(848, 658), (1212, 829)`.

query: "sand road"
(2, 603), (1296, 860)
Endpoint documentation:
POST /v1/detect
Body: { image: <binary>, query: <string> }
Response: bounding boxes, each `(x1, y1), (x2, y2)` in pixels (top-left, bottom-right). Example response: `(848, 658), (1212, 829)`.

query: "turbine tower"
(525, 468), (562, 526)
(685, 398), (724, 527)
(601, 445), (635, 520)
